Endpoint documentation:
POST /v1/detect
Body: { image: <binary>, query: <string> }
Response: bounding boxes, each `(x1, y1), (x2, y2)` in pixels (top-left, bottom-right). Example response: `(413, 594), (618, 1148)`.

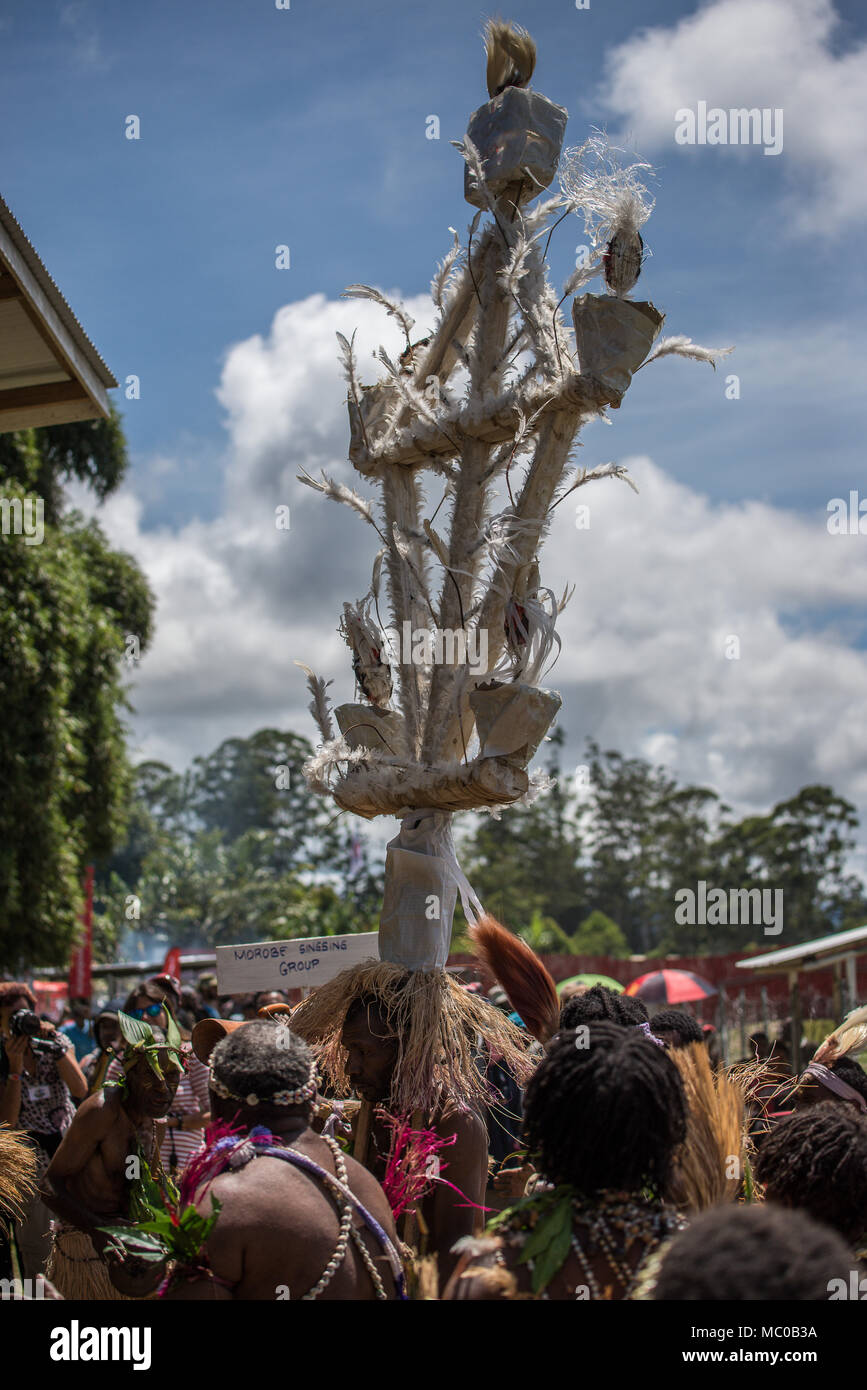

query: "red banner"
(68, 864), (94, 999)
(161, 946), (183, 984)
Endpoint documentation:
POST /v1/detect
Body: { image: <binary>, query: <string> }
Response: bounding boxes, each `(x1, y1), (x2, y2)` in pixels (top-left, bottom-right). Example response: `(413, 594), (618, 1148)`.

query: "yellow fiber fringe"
(290, 961), (536, 1117)
(0, 1126), (38, 1222)
(666, 1044), (748, 1212)
(47, 1227), (132, 1301)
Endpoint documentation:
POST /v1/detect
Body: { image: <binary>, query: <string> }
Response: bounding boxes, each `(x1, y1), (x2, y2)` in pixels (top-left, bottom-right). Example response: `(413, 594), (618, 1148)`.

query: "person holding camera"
(0, 982), (87, 1278)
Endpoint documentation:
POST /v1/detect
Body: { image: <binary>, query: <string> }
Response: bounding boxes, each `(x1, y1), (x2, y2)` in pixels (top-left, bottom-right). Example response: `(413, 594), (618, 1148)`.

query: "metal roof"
(735, 924), (867, 975)
(0, 192), (116, 431)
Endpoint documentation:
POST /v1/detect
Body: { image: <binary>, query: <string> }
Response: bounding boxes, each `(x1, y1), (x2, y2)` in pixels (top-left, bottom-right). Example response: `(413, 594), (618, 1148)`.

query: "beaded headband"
(210, 1058), (318, 1108)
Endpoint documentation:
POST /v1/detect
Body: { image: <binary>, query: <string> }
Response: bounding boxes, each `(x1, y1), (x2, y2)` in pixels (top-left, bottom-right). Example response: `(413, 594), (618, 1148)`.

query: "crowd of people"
(1, 964), (865, 1302)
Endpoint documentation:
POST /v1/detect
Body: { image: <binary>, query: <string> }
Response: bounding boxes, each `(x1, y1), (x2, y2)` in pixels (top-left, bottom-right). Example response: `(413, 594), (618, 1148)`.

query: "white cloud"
(59, 1), (110, 71)
(595, 0), (867, 232)
(83, 289), (867, 867)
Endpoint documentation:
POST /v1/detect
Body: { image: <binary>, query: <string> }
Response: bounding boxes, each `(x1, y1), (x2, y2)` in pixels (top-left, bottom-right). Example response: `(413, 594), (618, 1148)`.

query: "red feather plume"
(469, 915), (560, 1044)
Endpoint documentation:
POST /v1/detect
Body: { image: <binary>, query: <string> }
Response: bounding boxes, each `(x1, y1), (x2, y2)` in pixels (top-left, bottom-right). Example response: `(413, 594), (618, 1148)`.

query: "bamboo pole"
(422, 229), (514, 762)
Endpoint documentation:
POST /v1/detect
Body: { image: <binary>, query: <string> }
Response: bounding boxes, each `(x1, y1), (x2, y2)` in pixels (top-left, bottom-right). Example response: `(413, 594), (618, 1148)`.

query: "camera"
(9, 1008), (41, 1038)
(1, 1007), (66, 1057)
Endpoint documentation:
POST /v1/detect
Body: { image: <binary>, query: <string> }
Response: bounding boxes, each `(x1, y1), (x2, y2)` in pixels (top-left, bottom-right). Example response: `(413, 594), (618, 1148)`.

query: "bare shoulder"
(437, 1105), (488, 1148)
(66, 1089), (117, 1134)
(45, 1091), (120, 1179)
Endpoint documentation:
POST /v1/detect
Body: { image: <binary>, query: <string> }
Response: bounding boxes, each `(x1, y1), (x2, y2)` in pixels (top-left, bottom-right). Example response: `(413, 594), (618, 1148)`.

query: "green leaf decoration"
(164, 1006), (183, 1056)
(110, 1147), (222, 1271)
(742, 1155), (755, 1204)
(97, 1226), (169, 1263)
(487, 1183), (563, 1233)
(529, 1210), (573, 1294)
(515, 1192), (573, 1294)
(117, 1010), (156, 1049)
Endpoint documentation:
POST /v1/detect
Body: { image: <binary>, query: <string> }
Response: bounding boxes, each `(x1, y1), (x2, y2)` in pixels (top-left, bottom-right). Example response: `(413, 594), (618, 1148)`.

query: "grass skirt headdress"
(290, 959), (535, 1118)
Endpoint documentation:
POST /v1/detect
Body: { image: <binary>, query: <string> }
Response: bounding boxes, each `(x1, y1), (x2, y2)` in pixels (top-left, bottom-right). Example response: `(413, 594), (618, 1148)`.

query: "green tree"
(460, 729), (587, 935)
(94, 729), (385, 953)
(1, 417), (154, 970)
(570, 910), (629, 958)
(707, 785), (867, 950)
(581, 741), (721, 953)
(186, 729), (335, 869)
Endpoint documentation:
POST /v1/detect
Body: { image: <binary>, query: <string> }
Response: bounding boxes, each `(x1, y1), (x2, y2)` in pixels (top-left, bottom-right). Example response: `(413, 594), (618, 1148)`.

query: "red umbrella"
(625, 969), (717, 1004)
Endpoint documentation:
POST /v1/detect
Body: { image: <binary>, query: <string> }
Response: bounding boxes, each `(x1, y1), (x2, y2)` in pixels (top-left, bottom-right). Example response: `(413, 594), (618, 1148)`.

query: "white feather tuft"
(643, 336), (734, 370)
(342, 284), (415, 346)
(294, 662), (335, 743)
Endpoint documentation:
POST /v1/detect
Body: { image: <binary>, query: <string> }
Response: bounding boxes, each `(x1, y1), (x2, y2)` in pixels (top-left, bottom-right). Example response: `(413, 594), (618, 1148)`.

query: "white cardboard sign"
(216, 932), (379, 994)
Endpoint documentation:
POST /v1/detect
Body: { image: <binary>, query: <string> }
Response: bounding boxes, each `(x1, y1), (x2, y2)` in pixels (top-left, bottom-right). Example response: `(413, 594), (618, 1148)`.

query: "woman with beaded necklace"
(446, 1021), (688, 1300)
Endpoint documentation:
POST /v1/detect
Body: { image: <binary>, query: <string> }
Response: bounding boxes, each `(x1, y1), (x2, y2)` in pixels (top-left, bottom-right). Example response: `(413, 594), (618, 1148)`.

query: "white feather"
(297, 469), (383, 535)
(341, 284), (415, 344)
(294, 662), (335, 743)
(814, 1005), (867, 1065)
(643, 336), (734, 370)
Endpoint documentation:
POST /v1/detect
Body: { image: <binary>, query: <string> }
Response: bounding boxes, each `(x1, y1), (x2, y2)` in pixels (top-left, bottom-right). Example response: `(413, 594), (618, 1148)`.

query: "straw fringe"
(0, 1126), (38, 1222)
(289, 961), (536, 1117)
(666, 1044), (748, 1213)
(47, 1227), (132, 1301)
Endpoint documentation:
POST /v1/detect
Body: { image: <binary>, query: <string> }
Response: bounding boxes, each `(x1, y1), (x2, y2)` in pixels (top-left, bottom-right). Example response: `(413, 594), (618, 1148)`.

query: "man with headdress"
(166, 1021), (403, 1299)
(42, 1010), (182, 1299)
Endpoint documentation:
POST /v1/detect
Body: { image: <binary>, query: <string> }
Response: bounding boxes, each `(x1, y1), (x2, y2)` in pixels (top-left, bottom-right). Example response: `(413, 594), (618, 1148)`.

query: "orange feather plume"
(469, 914), (560, 1044)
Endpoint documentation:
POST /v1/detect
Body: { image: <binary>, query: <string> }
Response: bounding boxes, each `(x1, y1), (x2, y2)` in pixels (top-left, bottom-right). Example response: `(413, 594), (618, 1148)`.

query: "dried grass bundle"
(0, 1125), (38, 1221)
(289, 960), (536, 1117)
(666, 1044), (747, 1213)
(484, 19), (536, 98)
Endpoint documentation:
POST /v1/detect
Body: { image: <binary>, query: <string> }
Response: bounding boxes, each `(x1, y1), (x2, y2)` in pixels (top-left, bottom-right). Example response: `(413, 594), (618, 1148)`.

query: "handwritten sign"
(216, 933), (379, 994)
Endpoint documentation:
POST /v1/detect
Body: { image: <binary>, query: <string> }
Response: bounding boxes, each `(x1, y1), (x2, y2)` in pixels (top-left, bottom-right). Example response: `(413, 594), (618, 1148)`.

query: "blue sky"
(3, 0), (867, 872)
(5, 0), (866, 520)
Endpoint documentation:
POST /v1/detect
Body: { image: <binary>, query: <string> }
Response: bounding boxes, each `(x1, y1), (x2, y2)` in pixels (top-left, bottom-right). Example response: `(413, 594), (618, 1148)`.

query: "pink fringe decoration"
(377, 1110), (459, 1220)
(177, 1119), (247, 1207)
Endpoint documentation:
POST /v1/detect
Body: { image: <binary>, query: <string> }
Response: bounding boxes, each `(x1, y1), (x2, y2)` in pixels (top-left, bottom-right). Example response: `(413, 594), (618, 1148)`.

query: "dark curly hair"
(650, 1203), (852, 1301)
(813, 1056), (867, 1105)
(123, 977), (181, 1016)
(523, 1021), (687, 1195)
(210, 1021), (315, 1114)
(559, 984), (648, 1030)
(650, 1010), (704, 1047)
(831, 1057), (867, 1103)
(754, 1101), (867, 1243)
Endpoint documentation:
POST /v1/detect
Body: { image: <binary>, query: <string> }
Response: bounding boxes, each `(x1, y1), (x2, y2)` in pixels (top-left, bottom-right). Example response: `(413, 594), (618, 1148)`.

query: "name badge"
(27, 1084), (51, 1102)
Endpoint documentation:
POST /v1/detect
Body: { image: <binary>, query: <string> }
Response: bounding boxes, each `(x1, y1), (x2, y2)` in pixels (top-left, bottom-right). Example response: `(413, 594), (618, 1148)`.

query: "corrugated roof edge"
(0, 192), (117, 389)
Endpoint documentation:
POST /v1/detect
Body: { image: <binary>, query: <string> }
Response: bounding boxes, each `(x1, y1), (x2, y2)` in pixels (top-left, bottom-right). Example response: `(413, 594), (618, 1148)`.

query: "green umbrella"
(556, 973), (625, 995)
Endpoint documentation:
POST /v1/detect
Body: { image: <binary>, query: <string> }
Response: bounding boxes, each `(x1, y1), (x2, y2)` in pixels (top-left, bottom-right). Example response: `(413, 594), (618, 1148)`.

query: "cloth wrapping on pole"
(379, 809), (483, 972)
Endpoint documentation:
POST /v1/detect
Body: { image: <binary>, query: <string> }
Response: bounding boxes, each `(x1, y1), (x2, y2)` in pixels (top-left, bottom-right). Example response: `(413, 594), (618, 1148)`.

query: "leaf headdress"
(117, 1008), (185, 1082)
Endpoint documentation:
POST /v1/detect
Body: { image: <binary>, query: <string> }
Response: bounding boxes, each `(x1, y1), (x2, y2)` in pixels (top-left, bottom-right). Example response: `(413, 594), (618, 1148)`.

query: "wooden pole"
(353, 1099), (372, 1167)
(832, 962), (842, 1023)
(789, 970), (801, 1074)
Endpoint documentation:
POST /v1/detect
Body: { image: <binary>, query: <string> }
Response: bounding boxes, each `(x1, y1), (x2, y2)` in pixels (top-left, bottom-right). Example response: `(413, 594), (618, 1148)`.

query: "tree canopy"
(0, 411), (154, 970)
